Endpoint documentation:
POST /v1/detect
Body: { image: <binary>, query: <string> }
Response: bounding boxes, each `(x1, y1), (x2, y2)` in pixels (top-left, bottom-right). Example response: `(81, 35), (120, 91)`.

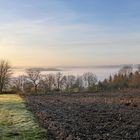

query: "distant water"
(12, 67), (121, 81)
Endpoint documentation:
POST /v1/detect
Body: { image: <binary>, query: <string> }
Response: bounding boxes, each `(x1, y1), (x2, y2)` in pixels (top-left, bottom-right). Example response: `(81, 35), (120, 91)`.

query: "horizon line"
(12, 64), (140, 69)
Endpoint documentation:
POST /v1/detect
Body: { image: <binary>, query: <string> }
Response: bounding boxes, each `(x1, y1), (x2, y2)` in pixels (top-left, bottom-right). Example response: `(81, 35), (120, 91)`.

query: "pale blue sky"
(0, 0), (140, 66)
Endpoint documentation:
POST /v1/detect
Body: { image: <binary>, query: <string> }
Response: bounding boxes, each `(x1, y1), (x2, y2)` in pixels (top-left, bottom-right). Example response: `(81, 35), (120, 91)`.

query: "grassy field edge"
(0, 94), (47, 140)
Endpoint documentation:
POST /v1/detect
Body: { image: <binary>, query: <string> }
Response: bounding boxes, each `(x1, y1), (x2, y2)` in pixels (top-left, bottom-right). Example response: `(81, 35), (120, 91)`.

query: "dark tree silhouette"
(26, 69), (41, 93)
(0, 60), (12, 93)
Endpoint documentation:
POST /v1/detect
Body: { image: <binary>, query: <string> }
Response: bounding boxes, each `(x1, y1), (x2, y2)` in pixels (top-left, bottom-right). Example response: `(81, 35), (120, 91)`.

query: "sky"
(0, 0), (140, 67)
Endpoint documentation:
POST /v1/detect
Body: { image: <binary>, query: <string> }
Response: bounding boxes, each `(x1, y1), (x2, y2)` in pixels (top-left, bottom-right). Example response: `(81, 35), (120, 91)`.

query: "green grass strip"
(0, 94), (47, 140)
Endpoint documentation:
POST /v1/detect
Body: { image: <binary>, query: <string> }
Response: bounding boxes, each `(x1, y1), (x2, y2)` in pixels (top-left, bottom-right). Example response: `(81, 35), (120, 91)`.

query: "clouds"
(0, 0), (140, 66)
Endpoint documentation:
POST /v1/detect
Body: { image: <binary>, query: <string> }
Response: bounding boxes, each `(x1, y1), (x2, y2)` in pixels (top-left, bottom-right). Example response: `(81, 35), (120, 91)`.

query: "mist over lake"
(12, 65), (138, 81)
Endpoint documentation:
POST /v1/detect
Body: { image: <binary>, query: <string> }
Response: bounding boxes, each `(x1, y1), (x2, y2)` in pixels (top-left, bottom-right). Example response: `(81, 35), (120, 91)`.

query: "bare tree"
(0, 60), (12, 93)
(75, 75), (84, 91)
(12, 75), (27, 92)
(64, 75), (76, 92)
(26, 69), (41, 93)
(55, 72), (65, 91)
(41, 74), (55, 93)
(83, 72), (97, 88)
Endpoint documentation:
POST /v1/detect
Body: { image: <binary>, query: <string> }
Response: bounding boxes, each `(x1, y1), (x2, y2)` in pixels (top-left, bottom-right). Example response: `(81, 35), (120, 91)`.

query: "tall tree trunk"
(35, 85), (38, 93)
(0, 83), (3, 93)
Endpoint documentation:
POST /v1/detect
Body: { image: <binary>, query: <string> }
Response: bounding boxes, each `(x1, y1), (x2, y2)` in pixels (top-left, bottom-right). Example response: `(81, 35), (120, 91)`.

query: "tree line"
(11, 70), (97, 94)
(0, 59), (140, 94)
(99, 65), (140, 91)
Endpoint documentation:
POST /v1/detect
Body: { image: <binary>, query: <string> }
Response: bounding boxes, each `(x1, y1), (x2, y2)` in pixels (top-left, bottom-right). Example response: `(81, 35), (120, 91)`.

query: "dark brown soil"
(24, 92), (140, 140)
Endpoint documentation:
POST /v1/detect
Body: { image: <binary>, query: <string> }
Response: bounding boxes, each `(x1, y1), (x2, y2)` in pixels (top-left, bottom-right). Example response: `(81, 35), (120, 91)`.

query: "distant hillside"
(26, 67), (61, 71)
